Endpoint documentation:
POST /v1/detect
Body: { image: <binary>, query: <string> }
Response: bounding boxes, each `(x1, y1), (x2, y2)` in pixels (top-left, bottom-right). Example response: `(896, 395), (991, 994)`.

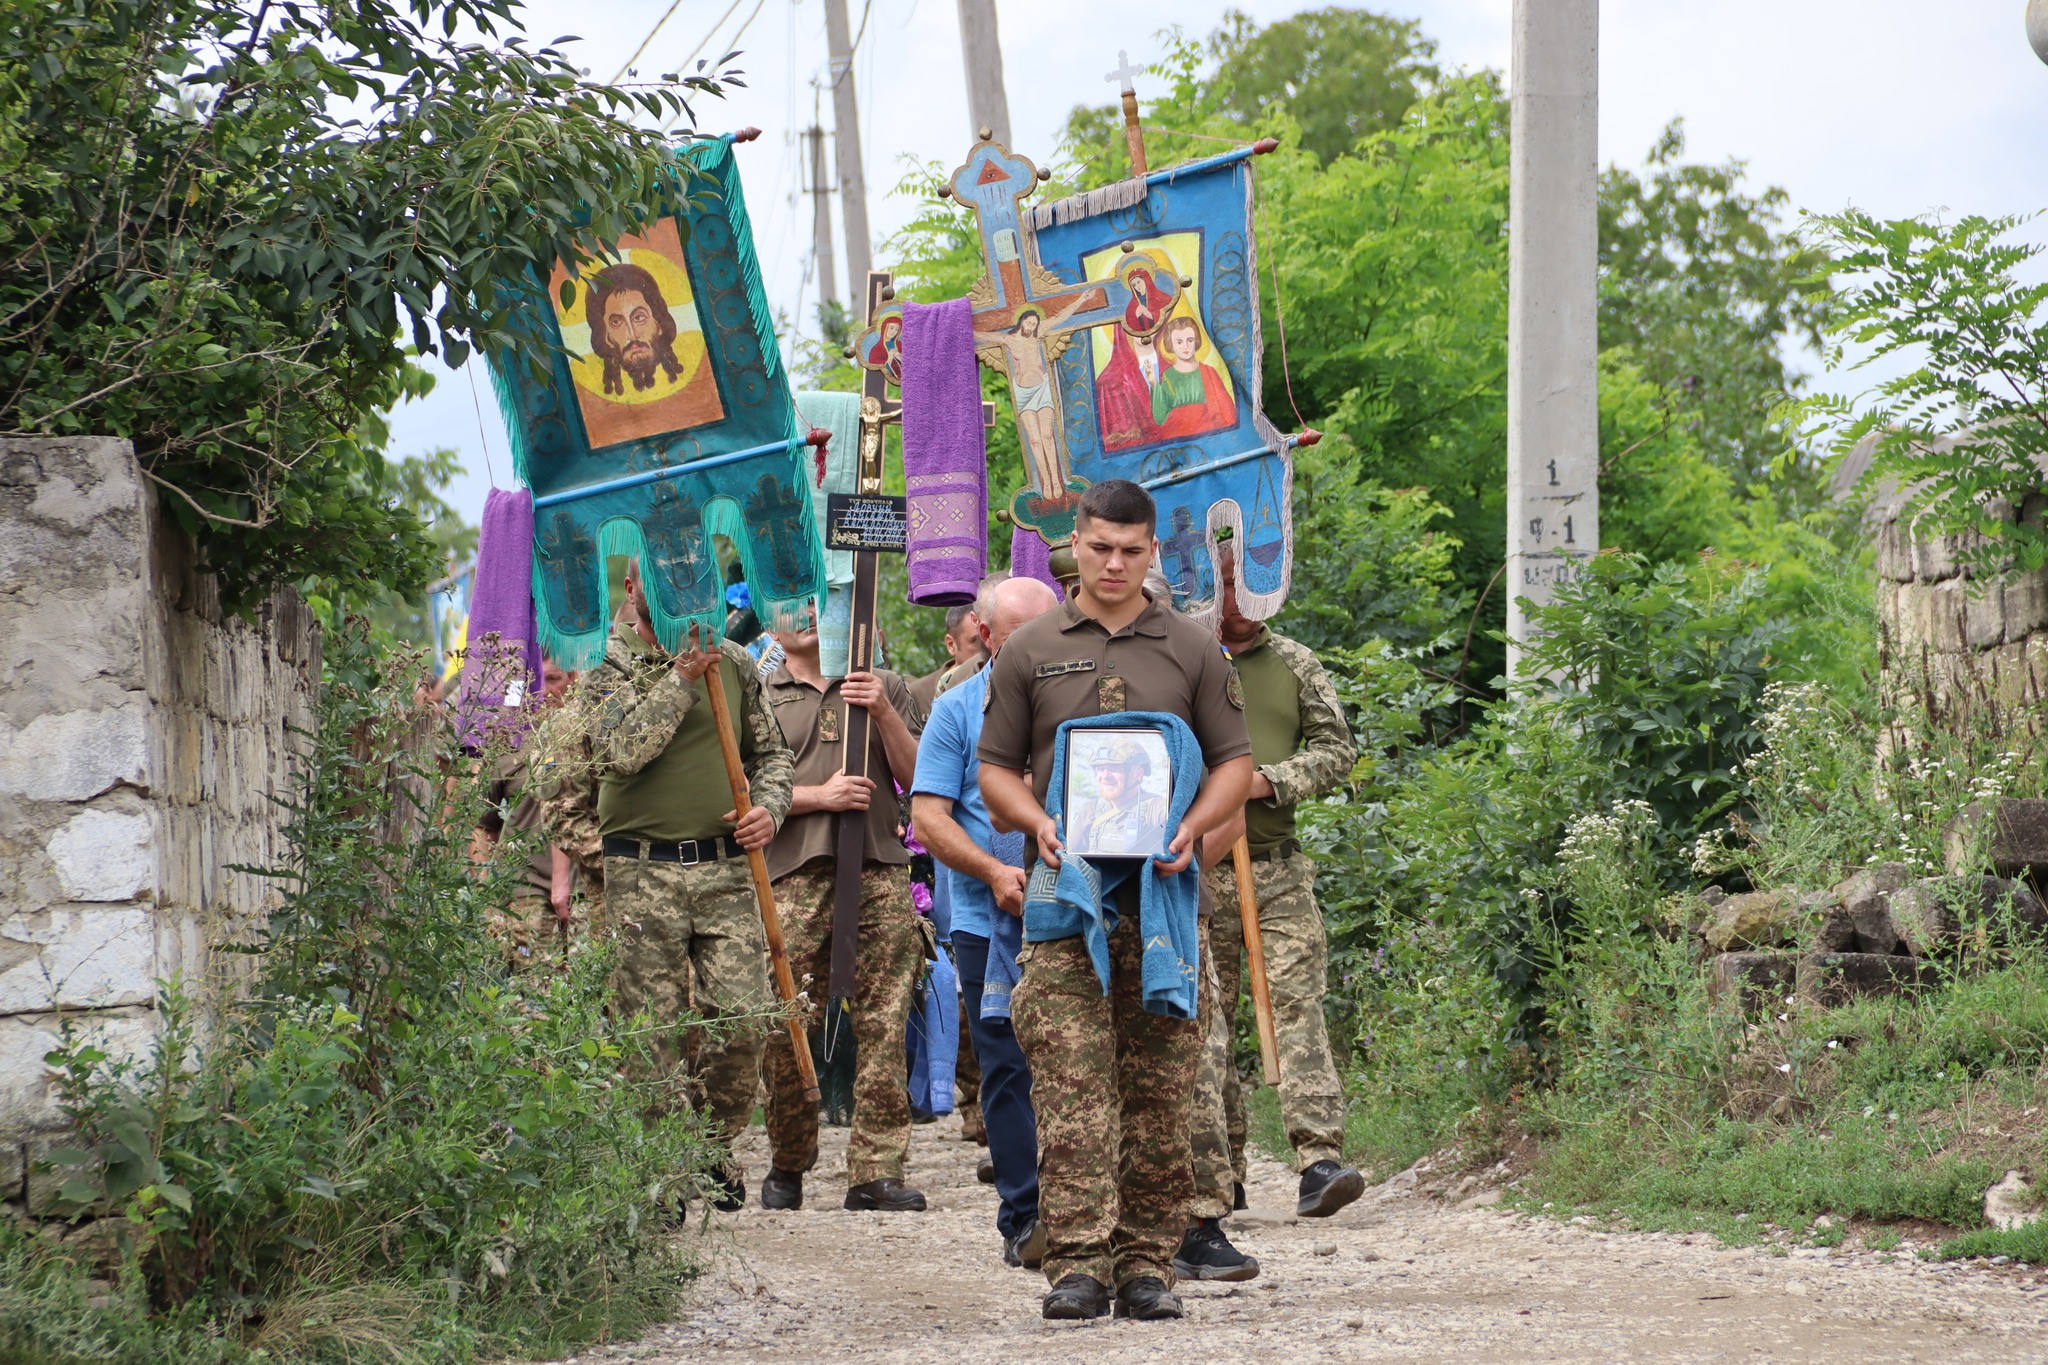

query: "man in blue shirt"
(911, 573), (1060, 1269)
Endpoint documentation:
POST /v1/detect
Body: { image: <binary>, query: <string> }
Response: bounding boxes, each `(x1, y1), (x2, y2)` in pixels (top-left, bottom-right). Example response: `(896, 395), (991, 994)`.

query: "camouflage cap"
(1087, 734), (1153, 773)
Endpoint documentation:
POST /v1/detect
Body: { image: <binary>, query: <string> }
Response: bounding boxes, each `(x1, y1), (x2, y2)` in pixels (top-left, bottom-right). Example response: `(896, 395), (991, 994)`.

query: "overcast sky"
(389, 0), (2048, 534)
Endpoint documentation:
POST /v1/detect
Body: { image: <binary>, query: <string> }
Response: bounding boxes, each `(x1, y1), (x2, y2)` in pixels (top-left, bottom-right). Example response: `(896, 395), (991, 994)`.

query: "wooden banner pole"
(1232, 834), (1281, 1087)
(703, 662), (819, 1104)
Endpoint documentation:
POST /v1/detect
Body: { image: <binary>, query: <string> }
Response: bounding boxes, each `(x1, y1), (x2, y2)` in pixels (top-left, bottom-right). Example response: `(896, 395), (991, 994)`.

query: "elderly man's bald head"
(977, 574), (1060, 653)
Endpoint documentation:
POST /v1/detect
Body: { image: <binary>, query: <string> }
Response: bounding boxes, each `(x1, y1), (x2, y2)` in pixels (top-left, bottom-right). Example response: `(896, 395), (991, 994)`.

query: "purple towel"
(1010, 524), (1063, 597)
(455, 487), (542, 752)
(900, 298), (987, 607)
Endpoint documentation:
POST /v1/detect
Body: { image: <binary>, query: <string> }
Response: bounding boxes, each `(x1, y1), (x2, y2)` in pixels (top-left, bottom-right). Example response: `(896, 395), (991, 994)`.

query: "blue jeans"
(951, 930), (1039, 1238)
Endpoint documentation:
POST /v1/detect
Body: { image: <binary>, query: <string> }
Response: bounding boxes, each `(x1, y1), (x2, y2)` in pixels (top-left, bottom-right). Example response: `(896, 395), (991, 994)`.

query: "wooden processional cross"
(823, 272), (996, 1020)
(944, 129), (1184, 552)
(821, 270), (904, 1019)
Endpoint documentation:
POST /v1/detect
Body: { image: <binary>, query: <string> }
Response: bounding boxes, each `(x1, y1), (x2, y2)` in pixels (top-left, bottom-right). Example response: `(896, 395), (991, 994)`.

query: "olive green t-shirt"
(595, 652), (748, 844)
(977, 592), (1251, 807)
(1232, 635), (1303, 852)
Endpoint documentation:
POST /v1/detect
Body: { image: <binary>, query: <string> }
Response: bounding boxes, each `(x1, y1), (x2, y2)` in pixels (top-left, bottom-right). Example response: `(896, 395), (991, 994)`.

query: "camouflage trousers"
(762, 860), (924, 1185)
(1204, 851), (1347, 1178)
(1011, 911), (1200, 1290)
(1189, 914), (1238, 1221)
(606, 853), (773, 1157)
(577, 856), (607, 931)
(488, 886), (607, 973)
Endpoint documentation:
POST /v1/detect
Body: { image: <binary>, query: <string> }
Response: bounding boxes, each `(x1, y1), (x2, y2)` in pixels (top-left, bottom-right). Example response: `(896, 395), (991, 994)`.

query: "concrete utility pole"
(803, 125), (838, 316)
(822, 0), (873, 310)
(956, 0), (1012, 147)
(1505, 0), (1600, 678)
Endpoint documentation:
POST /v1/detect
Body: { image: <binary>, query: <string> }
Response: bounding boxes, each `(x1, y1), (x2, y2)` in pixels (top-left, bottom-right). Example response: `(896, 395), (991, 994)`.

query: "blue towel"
(1021, 712), (1205, 1020)
(979, 828), (1029, 1020)
(905, 953), (959, 1115)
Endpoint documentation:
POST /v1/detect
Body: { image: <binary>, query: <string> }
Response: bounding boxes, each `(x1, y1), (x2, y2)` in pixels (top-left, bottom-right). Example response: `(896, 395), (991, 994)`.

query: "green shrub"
(26, 623), (712, 1362)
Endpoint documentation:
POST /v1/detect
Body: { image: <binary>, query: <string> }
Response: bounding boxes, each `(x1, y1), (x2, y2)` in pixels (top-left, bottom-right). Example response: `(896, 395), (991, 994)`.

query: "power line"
(661, 0), (770, 131)
(610, 0), (713, 84)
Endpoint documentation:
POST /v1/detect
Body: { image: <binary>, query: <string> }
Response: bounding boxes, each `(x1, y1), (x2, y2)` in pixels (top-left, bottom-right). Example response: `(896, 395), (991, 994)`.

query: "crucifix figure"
(945, 131), (1182, 550)
(971, 294), (1093, 510)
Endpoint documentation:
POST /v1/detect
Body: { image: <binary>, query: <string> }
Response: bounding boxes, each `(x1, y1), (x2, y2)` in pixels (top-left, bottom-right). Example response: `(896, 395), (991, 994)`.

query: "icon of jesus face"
(1017, 311), (1042, 338)
(588, 262), (685, 396)
(1167, 319), (1202, 362)
(605, 292), (657, 368)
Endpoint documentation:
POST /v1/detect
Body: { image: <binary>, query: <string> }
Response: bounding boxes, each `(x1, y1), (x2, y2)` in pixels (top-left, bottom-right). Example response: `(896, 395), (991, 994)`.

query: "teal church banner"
(487, 134), (824, 670)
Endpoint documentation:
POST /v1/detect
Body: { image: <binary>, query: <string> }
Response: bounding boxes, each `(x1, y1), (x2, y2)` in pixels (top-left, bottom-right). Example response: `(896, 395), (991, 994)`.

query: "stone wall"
(1873, 490), (2048, 702)
(0, 436), (319, 1199)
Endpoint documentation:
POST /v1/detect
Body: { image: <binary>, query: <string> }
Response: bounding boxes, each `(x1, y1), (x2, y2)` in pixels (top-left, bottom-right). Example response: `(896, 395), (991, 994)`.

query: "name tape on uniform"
(825, 493), (910, 554)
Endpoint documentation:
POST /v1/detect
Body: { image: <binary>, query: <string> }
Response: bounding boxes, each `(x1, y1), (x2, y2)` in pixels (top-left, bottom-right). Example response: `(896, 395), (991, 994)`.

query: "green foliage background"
(0, 0), (731, 609)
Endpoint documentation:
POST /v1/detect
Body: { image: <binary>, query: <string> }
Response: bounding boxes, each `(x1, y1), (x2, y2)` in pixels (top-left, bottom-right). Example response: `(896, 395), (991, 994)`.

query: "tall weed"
(22, 623), (712, 1362)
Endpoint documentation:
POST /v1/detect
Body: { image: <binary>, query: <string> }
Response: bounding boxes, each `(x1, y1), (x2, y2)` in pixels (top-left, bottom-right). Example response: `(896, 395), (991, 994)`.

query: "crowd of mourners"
(472, 479), (1362, 1322)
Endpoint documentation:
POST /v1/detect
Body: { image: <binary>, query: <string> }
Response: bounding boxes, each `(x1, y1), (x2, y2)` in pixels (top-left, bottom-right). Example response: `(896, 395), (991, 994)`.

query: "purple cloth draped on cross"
(1009, 524), (1062, 598)
(455, 486), (543, 753)
(900, 298), (987, 607)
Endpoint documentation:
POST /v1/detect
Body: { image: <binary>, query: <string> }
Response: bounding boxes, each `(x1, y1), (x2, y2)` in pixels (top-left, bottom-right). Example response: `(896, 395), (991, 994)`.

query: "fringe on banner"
(528, 445), (821, 672)
(1030, 176), (1149, 231)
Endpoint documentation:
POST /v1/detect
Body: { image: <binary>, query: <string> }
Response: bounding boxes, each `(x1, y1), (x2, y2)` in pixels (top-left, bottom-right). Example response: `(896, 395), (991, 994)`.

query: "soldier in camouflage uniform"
(978, 481), (1253, 1322)
(1177, 855), (1264, 1281)
(1199, 547), (1365, 1223)
(476, 658), (583, 968)
(531, 668), (608, 933)
(591, 565), (793, 1210)
(757, 606), (930, 1214)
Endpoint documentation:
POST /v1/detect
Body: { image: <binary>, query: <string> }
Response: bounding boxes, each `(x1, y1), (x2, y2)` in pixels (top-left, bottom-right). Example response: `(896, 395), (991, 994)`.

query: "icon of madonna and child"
(1089, 243), (1238, 453)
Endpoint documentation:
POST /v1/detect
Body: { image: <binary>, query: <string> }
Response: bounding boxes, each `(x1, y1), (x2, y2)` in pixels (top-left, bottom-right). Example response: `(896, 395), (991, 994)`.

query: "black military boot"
(1002, 1217), (1047, 1269)
(843, 1177), (927, 1212)
(1172, 1217), (1260, 1281)
(707, 1167), (745, 1213)
(1113, 1275), (1184, 1320)
(760, 1167), (803, 1211)
(1296, 1158), (1366, 1218)
(1041, 1273), (1111, 1320)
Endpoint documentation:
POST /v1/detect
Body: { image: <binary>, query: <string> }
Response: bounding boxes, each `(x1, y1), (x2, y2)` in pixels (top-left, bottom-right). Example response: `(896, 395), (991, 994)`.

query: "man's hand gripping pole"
(703, 664), (820, 1104)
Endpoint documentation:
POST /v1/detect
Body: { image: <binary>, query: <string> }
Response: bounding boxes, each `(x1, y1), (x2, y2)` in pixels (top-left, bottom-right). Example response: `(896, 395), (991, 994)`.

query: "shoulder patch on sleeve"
(1227, 670), (1246, 710)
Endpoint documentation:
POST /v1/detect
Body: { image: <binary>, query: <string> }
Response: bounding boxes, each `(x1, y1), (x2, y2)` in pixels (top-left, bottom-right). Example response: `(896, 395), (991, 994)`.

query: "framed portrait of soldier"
(1064, 728), (1173, 859)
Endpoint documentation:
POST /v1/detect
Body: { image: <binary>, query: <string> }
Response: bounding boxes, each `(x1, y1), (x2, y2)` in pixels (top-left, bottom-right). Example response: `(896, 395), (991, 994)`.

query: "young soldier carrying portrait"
(977, 479), (1253, 1322)
(590, 561), (793, 1212)
(757, 605), (931, 1213)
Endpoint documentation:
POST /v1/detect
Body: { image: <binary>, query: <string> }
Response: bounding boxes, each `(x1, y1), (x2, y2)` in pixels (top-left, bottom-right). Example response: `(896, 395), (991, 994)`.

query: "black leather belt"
(1249, 839), (1300, 862)
(603, 834), (744, 864)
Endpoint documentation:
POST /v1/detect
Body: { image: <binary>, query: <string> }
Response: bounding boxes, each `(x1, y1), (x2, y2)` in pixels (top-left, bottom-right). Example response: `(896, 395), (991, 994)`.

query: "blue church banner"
(1031, 153), (1292, 619)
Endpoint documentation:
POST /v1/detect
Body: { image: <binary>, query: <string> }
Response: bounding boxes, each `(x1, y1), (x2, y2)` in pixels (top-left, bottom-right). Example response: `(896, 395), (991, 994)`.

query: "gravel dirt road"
(547, 1112), (2048, 1364)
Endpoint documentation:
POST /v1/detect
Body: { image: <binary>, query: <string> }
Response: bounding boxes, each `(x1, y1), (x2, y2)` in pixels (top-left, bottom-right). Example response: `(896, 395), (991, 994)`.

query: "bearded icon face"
(587, 263), (685, 396)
